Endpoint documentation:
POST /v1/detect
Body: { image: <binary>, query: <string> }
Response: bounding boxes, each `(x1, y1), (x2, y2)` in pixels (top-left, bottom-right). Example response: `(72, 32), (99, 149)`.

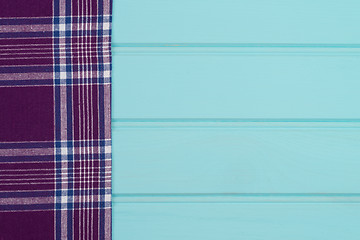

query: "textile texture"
(0, 0), (112, 239)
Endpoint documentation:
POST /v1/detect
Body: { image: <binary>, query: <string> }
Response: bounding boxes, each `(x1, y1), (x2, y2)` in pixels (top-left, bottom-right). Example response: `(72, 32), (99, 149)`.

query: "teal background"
(112, 0), (360, 239)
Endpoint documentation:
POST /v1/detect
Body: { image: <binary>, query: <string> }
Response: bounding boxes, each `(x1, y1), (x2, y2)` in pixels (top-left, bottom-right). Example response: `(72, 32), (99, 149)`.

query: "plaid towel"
(0, 0), (112, 239)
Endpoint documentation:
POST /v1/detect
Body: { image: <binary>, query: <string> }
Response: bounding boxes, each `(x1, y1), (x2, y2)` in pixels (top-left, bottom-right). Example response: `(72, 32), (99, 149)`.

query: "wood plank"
(112, 0), (360, 44)
(112, 51), (360, 118)
(113, 203), (360, 240)
(112, 125), (360, 193)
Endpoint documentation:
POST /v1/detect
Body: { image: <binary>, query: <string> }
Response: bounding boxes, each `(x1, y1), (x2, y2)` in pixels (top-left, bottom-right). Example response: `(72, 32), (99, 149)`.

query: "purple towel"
(0, 0), (112, 239)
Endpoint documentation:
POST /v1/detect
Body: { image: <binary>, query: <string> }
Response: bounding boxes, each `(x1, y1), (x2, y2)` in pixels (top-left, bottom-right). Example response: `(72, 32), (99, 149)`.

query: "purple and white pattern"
(0, 0), (112, 239)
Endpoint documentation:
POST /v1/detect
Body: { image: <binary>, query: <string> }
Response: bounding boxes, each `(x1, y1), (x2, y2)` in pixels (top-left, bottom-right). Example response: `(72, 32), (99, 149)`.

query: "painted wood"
(112, 125), (360, 194)
(112, 50), (360, 118)
(113, 203), (360, 240)
(112, 0), (360, 44)
(111, 1), (360, 238)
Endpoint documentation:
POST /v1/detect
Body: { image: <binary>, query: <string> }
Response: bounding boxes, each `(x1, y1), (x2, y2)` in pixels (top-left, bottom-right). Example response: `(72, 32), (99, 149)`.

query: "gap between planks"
(112, 193), (360, 204)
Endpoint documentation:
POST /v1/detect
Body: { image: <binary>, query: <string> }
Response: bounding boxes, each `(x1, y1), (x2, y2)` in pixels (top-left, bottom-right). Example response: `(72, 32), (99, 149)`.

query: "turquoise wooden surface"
(112, 126), (360, 194)
(113, 203), (360, 240)
(112, 0), (360, 239)
(113, 0), (360, 44)
(112, 51), (360, 118)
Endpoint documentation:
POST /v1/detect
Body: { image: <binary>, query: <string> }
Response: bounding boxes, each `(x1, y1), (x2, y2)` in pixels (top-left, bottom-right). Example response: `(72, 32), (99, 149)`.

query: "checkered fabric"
(0, 0), (112, 239)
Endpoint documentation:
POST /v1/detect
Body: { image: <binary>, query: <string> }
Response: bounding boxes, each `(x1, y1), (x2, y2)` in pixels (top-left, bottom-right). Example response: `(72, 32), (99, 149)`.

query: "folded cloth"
(0, 0), (112, 239)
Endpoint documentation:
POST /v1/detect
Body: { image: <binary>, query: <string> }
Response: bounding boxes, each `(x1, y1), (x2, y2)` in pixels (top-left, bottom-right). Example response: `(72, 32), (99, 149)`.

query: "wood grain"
(112, 51), (360, 118)
(113, 203), (360, 240)
(112, 125), (360, 194)
(113, 0), (360, 44)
